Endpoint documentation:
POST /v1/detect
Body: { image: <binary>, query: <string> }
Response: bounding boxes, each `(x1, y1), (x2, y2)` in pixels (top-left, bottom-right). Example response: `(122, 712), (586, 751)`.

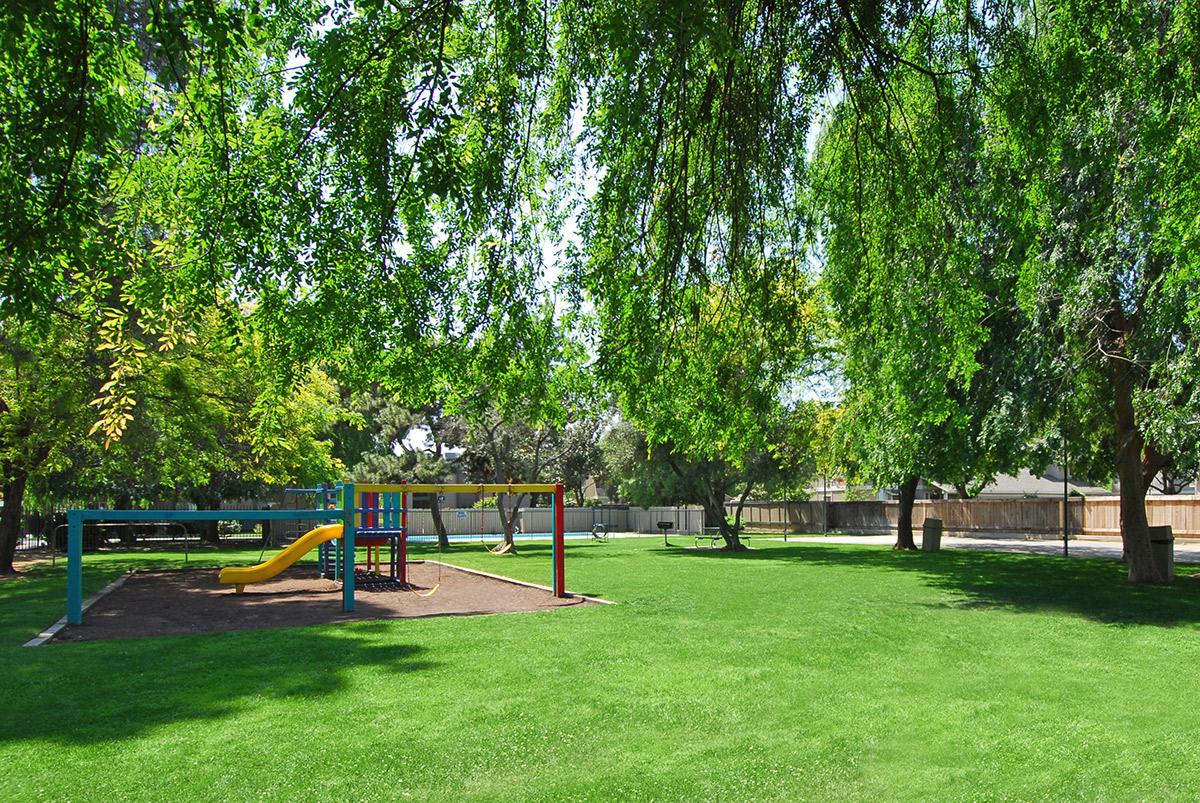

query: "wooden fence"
(726, 497), (1200, 539)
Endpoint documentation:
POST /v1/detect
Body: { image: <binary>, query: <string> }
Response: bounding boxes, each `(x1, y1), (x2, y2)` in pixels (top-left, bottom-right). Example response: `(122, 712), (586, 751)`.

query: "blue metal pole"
(61, 509), (328, 522)
(67, 510), (83, 625)
(62, 507), (335, 624)
(316, 483), (326, 578)
(342, 482), (356, 612)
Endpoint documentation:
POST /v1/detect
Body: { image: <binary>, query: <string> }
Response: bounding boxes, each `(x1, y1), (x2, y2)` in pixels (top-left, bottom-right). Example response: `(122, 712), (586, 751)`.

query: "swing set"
(63, 481), (569, 625)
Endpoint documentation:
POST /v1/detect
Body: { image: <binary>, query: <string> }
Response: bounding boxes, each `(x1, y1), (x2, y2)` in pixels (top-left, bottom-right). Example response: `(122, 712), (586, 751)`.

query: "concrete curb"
(417, 560), (615, 605)
(24, 571), (133, 647)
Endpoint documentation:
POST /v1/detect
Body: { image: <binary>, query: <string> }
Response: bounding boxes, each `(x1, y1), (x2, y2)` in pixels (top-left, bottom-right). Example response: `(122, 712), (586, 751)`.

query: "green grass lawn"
(4, 538), (1200, 801)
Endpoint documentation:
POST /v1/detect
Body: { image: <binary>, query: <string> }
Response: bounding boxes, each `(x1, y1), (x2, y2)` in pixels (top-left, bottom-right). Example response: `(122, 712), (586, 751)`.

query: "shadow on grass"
(657, 542), (1200, 627)
(406, 542), (617, 599)
(406, 541), (629, 565)
(2, 623), (436, 747)
(1, 553), (317, 643)
(1, 557), (441, 747)
(408, 540), (610, 554)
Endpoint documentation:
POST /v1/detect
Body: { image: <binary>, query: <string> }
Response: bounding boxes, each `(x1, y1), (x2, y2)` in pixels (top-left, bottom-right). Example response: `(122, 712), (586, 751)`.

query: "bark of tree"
(661, 451), (749, 550)
(1155, 464), (1188, 495)
(894, 474), (919, 550)
(0, 467), (28, 574)
(1112, 357), (1171, 583)
(429, 495), (450, 551)
(727, 481), (755, 550)
(494, 492), (526, 551)
(199, 498), (222, 544)
(697, 486), (750, 551)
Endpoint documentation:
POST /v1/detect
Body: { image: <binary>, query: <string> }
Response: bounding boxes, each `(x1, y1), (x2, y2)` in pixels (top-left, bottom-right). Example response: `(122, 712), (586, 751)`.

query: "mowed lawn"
(4, 537), (1200, 801)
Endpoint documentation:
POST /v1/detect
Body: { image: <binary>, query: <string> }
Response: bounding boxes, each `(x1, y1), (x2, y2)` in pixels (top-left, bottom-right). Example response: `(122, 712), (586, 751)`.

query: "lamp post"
(1062, 466), (1070, 557)
(1062, 431), (1069, 558)
(1061, 331), (1071, 557)
(822, 474), (829, 534)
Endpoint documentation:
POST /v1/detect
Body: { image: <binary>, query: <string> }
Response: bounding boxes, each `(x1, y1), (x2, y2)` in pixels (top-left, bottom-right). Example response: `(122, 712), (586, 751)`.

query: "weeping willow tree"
(0, 0), (573, 570)
(0, 0), (1010, 557)
(11, 0), (1200, 583)
(3, 0), (999, 434)
(813, 12), (1044, 550)
(553, 1), (839, 524)
(983, 0), (1200, 583)
(2, 0), (573, 429)
(552, 1), (1034, 546)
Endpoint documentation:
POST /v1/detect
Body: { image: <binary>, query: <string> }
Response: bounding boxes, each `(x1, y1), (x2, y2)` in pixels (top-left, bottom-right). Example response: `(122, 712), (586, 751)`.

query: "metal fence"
(15, 495), (1200, 551)
(8, 501), (706, 552)
(10, 505), (276, 552)
(400, 504), (704, 537)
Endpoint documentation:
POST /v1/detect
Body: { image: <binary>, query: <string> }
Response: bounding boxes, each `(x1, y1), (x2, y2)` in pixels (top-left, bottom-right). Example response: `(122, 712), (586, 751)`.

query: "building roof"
(931, 469), (1110, 498)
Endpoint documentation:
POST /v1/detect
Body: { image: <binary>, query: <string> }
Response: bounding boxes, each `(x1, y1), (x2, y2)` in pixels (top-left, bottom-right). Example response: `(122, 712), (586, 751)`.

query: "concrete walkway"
(778, 533), (1200, 564)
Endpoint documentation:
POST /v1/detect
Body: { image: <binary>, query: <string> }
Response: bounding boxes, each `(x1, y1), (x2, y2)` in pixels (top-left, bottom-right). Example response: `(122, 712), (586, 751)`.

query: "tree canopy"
(813, 27), (1044, 548)
(3, 0), (1200, 579)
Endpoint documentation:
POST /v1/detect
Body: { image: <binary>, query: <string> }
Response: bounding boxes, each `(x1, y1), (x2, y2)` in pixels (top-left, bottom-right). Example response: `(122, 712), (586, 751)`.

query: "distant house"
(929, 468), (1110, 499)
(581, 476), (614, 503)
(802, 476), (889, 502)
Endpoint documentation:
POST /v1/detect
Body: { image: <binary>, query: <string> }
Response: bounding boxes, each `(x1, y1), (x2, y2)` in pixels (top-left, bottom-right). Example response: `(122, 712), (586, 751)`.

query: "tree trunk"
(894, 475), (919, 550)
(0, 468), (28, 574)
(701, 492), (747, 551)
(429, 495), (450, 551)
(495, 494), (512, 547)
(494, 493), (525, 551)
(660, 451), (747, 550)
(1112, 362), (1166, 583)
(729, 482), (755, 548)
(199, 499), (222, 545)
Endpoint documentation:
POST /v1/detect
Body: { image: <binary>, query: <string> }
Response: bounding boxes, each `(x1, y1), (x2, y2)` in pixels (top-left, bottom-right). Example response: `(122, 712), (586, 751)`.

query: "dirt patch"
(55, 561), (593, 642)
(2, 550), (58, 577)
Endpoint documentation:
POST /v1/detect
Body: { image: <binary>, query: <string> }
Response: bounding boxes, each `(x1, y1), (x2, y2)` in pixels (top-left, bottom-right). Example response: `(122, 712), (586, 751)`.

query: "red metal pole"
(553, 483), (566, 597)
(367, 492), (375, 572)
(400, 481), (408, 585)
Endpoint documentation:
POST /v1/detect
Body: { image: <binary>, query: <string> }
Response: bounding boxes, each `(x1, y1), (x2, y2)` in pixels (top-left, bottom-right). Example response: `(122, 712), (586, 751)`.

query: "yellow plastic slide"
(218, 523), (343, 592)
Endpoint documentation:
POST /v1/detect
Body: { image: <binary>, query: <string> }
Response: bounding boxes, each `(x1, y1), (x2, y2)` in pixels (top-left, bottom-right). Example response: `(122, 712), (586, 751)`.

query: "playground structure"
(65, 482), (568, 625)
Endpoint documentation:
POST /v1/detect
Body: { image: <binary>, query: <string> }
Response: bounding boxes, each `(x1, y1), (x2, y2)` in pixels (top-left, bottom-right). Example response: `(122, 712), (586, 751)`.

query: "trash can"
(1150, 525), (1174, 583)
(922, 518), (943, 553)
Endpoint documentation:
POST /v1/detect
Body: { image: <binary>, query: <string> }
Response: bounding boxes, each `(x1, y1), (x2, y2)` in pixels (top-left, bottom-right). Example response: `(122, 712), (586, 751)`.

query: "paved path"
(777, 534), (1200, 564)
